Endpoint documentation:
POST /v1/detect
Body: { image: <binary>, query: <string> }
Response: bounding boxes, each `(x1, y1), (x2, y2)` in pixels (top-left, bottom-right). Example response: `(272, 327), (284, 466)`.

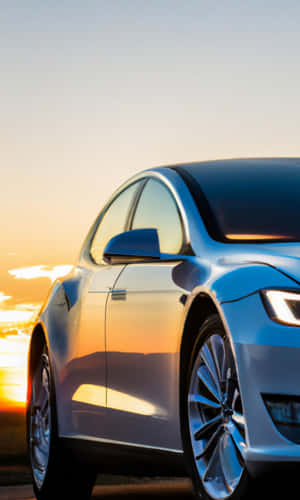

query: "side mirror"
(103, 228), (160, 264)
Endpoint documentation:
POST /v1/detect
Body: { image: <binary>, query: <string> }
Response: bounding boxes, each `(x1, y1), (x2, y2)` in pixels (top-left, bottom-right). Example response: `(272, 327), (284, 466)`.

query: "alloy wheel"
(29, 352), (51, 489)
(188, 333), (246, 499)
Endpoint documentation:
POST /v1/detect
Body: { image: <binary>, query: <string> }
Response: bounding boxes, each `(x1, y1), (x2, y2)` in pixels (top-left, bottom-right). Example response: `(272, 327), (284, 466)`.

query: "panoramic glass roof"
(173, 159), (300, 243)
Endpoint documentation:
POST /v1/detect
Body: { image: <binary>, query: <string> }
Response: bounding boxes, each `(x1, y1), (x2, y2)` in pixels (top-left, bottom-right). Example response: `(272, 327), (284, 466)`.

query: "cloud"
(0, 303), (41, 327)
(9, 264), (73, 283)
(0, 291), (42, 329)
(0, 293), (12, 304)
(2, 264), (72, 328)
(0, 310), (35, 325)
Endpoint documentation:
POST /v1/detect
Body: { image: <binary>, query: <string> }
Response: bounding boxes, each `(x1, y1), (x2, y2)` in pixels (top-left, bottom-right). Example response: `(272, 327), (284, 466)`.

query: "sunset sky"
(1, 1), (300, 408)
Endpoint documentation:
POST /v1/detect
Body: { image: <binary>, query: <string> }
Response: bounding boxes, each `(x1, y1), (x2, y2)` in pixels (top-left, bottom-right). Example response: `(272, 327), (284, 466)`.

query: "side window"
(132, 179), (183, 254)
(90, 182), (141, 264)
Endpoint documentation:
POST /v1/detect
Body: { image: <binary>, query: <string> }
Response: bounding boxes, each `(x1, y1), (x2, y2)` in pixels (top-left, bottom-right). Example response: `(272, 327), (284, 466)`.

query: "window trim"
(89, 179), (146, 265)
(79, 170), (194, 267)
(129, 177), (189, 256)
(170, 166), (225, 243)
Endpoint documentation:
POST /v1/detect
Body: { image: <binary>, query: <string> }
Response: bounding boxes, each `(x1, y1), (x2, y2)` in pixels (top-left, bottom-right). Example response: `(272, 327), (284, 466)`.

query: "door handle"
(111, 289), (127, 301)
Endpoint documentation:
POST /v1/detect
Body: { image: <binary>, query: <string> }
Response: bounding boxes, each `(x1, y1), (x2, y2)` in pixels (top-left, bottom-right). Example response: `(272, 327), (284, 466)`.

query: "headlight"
(261, 290), (300, 326)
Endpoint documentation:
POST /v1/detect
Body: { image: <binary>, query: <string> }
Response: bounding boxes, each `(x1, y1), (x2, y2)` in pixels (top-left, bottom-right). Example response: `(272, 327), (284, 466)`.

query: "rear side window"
(132, 178), (183, 254)
(90, 182), (141, 264)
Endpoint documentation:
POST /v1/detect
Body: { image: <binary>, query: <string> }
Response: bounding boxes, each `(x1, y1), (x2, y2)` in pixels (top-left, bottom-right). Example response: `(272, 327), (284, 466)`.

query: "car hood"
(221, 242), (300, 286)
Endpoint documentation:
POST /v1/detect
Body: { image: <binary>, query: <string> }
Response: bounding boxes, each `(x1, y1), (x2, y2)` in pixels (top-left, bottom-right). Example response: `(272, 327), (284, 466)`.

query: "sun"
(0, 334), (30, 408)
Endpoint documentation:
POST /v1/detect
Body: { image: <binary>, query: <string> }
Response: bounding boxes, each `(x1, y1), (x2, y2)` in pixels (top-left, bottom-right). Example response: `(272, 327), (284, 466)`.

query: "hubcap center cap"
(222, 403), (233, 415)
(221, 394), (233, 420)
(222, 406), (233, 424)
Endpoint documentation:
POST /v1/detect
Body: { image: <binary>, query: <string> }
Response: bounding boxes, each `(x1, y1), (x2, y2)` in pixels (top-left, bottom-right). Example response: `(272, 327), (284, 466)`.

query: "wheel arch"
(178, 290), (235, 416)
(178, 292), (220, 469)
(179, 288), (236, 385)
(28, 322), (50, 372)
(179, 292), (220, 393)
(178, 289), (247, 452)
(27, 322), (52, 404)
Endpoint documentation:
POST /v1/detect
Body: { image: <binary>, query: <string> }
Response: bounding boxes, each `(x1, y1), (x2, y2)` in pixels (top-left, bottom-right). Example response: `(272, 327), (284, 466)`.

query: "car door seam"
(104, 264), (129, 407)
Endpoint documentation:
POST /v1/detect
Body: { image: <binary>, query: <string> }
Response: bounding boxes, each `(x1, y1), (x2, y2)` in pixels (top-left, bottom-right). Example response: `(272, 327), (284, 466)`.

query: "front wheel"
(182, 315), (251, 500)
(27, 344), (96, 499)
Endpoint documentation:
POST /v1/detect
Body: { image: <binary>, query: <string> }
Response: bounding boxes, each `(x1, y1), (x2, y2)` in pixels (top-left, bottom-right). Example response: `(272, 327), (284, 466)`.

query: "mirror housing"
(103, 228), (161, 264)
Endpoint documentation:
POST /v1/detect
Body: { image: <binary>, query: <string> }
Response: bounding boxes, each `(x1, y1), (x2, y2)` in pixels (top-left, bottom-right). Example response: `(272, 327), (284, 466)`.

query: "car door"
(65, 180), (144, 439)
(105, 177), (189, 450)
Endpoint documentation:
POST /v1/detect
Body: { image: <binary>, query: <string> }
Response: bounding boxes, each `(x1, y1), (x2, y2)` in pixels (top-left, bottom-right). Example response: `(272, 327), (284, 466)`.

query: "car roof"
(162, 157), (300, 172)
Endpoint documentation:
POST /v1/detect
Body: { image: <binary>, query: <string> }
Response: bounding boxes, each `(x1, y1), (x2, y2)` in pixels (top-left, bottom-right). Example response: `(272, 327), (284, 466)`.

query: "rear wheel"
(28, 344), (96, 499)
(182, 315), (251, 500)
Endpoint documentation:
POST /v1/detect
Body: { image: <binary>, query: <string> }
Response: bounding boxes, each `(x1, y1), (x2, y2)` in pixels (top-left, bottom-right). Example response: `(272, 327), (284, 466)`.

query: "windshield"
(175, 159), (300, 243)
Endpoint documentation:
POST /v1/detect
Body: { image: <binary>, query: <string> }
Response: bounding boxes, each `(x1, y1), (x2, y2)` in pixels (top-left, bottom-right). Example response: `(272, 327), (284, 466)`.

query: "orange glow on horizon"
(0, 334), (30, 408)
(0, 380), (28, 409)
(0, 264), (73, 409)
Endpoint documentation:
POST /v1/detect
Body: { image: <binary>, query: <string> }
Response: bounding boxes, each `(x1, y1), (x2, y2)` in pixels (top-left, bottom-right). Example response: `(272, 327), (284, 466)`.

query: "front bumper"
(222, 291), (300, 477)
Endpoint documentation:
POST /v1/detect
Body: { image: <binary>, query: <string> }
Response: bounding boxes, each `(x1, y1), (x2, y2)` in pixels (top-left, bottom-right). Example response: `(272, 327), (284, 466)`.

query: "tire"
(181, 314), (253, 500)
(27, 343), (96, 500)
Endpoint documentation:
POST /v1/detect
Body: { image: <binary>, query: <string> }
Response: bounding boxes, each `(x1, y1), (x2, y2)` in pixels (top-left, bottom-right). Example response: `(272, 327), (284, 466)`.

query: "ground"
(0, 480), (194, 500)
(0, 410), (27, 463)
(0, 409), (194, 499)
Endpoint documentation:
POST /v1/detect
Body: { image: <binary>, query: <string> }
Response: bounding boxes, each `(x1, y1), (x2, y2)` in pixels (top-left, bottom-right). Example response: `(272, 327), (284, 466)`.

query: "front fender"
(210, 263), (298, 303)
(221, 291), (300, 475)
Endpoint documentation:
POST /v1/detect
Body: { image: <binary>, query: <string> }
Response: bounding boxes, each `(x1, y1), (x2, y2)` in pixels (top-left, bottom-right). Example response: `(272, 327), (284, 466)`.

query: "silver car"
(27, 159), (300, 499)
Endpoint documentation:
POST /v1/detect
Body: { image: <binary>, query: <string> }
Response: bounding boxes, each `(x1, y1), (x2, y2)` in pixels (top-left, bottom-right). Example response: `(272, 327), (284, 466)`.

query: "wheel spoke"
(189, 393), (221, 410)
(29, 351), (51, 490)
(34, 448), (47, 472)
(38, 436), (49, 456)
(194, 415), (223, 440)
(223, 340), (235, 385)
(209, 335), (226, 381)
(37, 388), (48, 416)
(200, 344), (221, 390)
(196, 424), (223, 459)
(232, 411), (245, 430)
(188, 331), (245, 499)
(219, 433), (242, 492)
(197, 365), (221, 402)
(229, 424), (246, 459)
(203, 440), (220, 483)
